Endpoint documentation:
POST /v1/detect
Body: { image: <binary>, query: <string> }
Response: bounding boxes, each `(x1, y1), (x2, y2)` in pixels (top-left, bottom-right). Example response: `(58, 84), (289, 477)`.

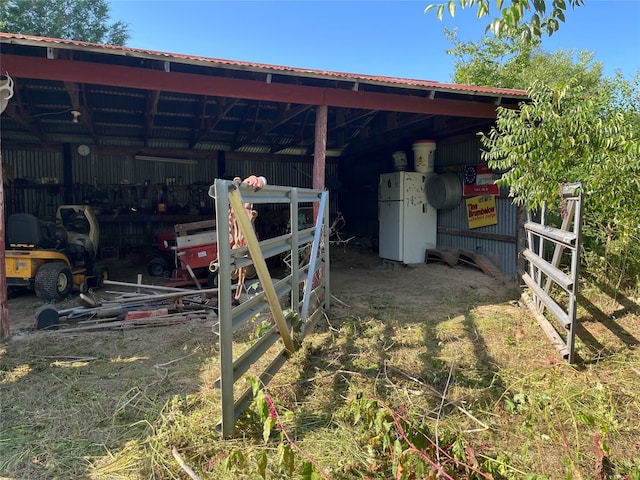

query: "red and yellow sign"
(466, 195), (498, 229)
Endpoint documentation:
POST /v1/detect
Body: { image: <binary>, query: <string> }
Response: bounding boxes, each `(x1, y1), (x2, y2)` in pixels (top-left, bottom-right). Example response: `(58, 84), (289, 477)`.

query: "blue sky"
(108, 0), (640, 83)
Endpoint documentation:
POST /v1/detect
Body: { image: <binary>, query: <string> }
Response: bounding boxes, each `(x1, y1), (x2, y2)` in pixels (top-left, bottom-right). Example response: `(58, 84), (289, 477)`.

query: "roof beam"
(231, 103), (252, 151)
(2, 55), (499, 119)
(331, 109), (378, 130)
(64, 81), (98, 141)
(188, 96), (239, 149)
(3, 104), (43, 141)
(241, 103), (312, 146)
(264, 104), (312, 135)
(3, 84), (46, 141)
(189, 95), (209, 149)
(144, 90), (160, 146)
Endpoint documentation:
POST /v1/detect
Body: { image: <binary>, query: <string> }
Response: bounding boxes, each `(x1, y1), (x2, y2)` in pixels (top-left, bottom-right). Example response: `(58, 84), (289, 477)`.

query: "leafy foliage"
(426, 0), (585, 41)
(482, 73), (640, 287)
(444, 5), (640, 289)
(446, 27), (603, 90)
(445, 27), (539, 87)
(0, 0), (129, 45)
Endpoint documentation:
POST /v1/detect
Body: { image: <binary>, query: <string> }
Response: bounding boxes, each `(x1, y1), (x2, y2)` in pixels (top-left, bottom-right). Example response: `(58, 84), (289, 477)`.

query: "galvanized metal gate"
(521, 183), (583, 363)
(209, 179), (330, 437)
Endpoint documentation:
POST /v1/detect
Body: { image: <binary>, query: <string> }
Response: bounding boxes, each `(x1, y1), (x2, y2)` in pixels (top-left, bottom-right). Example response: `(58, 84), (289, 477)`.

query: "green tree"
(445, 27), (539, 87)
(446, 27), (603, 91)
(482, 74), (640, 287)
(0, 0), (129, 45)
(426, 0), (585, 40)
(444, 13), (640, 288)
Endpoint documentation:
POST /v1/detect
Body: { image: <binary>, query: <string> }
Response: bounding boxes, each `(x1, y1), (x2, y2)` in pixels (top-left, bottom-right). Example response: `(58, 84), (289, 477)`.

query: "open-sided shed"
(1, 32), (528, 338)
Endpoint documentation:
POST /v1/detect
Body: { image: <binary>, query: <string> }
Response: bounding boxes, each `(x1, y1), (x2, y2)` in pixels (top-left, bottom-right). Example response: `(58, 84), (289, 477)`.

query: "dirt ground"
(5, 247), (518, 336)
(5, 244), (637, 361)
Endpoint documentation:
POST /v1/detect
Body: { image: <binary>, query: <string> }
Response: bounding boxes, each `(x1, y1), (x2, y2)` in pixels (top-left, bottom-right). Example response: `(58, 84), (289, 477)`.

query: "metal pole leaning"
(227, 184), (295, 353)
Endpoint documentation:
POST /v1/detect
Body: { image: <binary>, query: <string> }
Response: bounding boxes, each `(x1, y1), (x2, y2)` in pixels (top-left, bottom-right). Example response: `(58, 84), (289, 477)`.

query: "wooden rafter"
(332, 109), (346, 148)
(144, 90), (161, 146)
(201, 97), (239, 138)
(189, 95), (209, 148)
(231, 103), (252, 152)
(4, 84), (45, 141)
(330, 108), (377, 131)
(432, 117), (489, 137)
(249, 100), (262, 138)
(4, 103), (44, 141)
(297, 108), (314, 154)
(64, 81), (97, 141)
(394, 112), (435, 129)
(241, 103), (312, 147)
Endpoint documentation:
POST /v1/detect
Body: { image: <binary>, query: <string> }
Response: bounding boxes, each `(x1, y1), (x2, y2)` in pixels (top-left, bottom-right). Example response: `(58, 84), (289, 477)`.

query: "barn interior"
(1, 32), (526, 276)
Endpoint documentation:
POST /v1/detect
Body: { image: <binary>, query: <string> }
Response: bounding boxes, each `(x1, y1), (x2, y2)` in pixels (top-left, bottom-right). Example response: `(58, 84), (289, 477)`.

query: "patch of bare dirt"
(6, 249), (517, 337)
(329, 247), (519, 323)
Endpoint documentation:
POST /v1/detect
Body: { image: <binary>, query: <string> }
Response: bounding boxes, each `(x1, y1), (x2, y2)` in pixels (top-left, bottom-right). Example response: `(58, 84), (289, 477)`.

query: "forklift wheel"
(148, 257), (172, 277)
(34, 262), (73, 301)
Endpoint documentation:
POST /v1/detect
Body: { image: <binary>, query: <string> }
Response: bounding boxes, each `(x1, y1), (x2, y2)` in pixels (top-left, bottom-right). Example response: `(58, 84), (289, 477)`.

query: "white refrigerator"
(378, 171), (437, 264)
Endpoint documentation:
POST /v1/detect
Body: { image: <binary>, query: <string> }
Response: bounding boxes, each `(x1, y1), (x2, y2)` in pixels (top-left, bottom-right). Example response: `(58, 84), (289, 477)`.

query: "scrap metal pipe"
(103, 279), (196, 293)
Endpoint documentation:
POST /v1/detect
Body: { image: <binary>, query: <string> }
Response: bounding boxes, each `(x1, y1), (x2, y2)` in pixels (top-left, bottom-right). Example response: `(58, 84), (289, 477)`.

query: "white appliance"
(378, 171), (437, 263)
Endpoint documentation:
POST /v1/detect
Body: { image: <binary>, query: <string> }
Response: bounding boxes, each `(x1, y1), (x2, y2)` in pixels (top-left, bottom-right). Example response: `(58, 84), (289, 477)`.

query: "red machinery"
(147, 220), (218, 287)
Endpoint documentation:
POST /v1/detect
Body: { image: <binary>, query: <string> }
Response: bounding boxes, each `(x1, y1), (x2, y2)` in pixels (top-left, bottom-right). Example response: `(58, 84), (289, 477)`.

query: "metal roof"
(0, 32), (527, 159)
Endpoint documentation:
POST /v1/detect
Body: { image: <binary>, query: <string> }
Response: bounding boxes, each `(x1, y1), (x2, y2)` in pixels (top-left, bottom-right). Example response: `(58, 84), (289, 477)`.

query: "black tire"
(34, 262), (73, 301)
(148, 257), (172, 277)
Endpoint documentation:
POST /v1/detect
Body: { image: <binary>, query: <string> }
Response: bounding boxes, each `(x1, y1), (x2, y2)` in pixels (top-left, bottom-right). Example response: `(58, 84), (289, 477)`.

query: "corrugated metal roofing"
(0, 32), (527, 99)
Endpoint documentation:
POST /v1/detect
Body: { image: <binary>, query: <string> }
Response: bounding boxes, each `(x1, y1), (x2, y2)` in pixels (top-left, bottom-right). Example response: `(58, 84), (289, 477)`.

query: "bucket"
(392, 151), (408, 171)
(426, 173), (462, 210)
(412, 140), (436, 173)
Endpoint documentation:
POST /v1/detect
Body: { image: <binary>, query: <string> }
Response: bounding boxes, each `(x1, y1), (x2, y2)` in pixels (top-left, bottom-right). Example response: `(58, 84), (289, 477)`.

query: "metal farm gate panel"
(521, 183), (583, 363)
(209, 179), (330, 437)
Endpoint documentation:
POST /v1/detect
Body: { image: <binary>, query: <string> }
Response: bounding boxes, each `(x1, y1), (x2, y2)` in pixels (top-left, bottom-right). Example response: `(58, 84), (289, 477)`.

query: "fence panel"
(209, 179), (330, 436)
(521, 183), (583, 363)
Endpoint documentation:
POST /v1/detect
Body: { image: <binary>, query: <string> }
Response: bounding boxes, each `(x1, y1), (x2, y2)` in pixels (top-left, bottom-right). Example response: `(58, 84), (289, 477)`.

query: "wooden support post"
(0, 150), (9, 340)
(1, 78), (13, 340)
(312, 104), (327, 222)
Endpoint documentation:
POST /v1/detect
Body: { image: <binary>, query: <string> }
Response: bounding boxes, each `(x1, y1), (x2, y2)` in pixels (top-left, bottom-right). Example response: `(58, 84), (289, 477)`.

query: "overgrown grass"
(1, 265), (639, 479)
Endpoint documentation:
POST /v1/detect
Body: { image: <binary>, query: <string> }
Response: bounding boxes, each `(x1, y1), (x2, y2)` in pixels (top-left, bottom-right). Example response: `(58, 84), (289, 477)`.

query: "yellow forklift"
(5, 205), (108, 301)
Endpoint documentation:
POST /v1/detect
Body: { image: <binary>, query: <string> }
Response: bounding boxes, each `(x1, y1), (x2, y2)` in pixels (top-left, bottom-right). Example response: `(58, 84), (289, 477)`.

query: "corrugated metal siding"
(2, 149), (63, 180)
(2, 148), (337, 250)
(436, 137), (483, 166)
(227, 158), (314, 189)
(72, 155), (216, 185)
(436, 196), (517, 275)
(434, 137), (518, 276)
(2, 150), (64, 218)
(98, 137), (145, 147)
(227, 157), (339, 216)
